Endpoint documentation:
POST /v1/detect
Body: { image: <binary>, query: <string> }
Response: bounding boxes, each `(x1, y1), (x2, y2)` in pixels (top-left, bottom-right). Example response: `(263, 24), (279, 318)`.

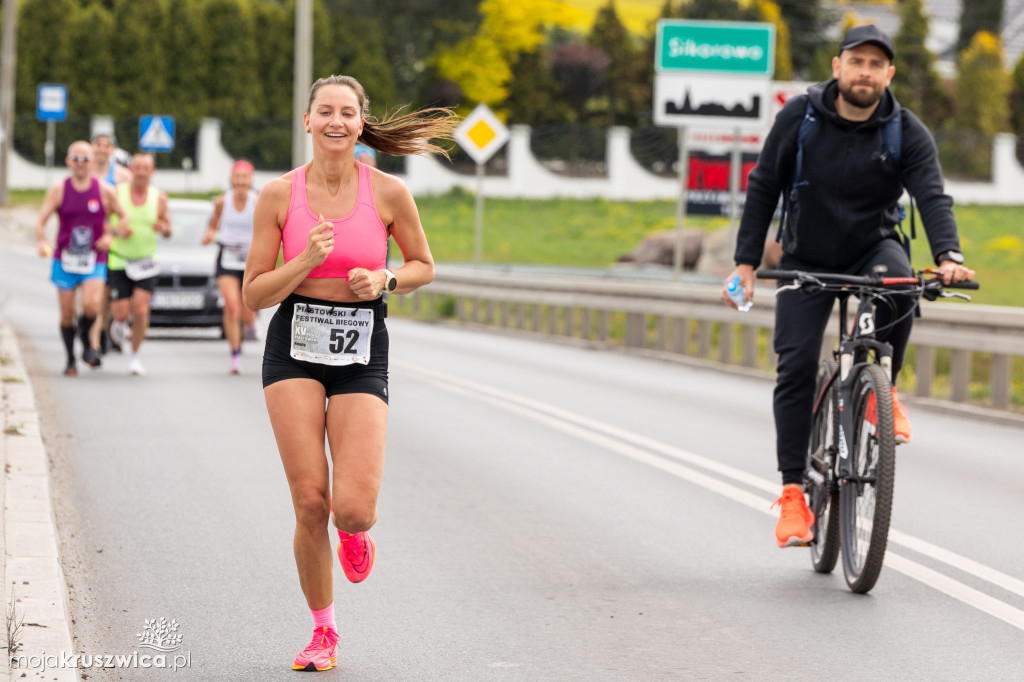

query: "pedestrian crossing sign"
(139, 116), (175, 152)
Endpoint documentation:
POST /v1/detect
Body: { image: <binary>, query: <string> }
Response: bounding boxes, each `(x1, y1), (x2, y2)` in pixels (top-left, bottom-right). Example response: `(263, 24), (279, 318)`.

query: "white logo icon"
(136, 618), (183, 653)
(858, 312), (875, 336)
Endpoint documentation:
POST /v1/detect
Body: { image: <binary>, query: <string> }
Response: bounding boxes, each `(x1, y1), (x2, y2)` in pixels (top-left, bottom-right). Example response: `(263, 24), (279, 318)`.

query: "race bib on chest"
(290, 303), (374, 366)
(124, 256), (159, 281)
(220, 245), (248, 271)
(62, 225), (97, 273)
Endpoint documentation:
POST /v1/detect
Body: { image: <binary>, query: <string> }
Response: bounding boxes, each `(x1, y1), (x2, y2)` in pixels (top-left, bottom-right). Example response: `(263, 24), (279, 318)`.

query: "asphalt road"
(2, 246), (1023, 681)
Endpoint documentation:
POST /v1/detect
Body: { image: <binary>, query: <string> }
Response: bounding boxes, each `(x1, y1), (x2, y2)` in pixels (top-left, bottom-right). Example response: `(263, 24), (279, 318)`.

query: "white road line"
(885, 555), (1024, 631)
(395, 360), (1024, 632)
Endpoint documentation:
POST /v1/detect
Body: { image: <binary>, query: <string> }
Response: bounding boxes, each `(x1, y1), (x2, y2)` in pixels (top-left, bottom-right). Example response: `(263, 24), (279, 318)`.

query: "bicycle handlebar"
(756, 269), (980, 290)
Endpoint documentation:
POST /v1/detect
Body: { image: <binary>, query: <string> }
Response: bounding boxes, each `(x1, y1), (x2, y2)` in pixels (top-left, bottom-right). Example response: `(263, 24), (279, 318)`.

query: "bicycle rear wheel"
(808, 358), (840, 574)
(839, 364), (896, 593)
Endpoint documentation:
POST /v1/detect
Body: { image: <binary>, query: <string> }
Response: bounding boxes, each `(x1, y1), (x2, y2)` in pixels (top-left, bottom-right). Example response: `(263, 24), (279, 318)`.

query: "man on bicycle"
(720, 25), (974, 548)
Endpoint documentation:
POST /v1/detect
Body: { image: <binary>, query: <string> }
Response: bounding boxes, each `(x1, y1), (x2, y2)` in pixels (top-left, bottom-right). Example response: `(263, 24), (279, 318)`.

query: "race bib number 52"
(290, 303), (374, 366)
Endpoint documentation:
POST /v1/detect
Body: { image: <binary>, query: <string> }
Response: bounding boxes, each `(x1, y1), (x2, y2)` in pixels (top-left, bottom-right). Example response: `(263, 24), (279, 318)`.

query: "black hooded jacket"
(734, 80), (961, 269)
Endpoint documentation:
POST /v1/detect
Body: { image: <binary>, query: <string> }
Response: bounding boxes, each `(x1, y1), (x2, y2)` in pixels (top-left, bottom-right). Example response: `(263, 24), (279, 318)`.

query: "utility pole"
(292, 0), (312, 168)
(0, 0), (18, 206)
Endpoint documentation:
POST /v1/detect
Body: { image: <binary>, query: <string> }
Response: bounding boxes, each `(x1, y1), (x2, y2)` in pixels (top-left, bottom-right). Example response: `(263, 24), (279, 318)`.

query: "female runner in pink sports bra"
(242, 75), (457, 673)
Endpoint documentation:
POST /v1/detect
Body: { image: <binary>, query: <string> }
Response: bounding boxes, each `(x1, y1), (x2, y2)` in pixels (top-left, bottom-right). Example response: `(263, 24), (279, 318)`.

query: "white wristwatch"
(382, 268), (397, 292)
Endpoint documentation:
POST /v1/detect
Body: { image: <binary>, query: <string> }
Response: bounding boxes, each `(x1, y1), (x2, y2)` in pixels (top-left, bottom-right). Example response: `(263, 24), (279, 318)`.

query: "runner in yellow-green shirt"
(107, 153), (171, 376)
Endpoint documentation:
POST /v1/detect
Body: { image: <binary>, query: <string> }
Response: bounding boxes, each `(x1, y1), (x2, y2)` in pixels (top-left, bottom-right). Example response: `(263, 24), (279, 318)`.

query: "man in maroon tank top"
(34, 141), (126, 376)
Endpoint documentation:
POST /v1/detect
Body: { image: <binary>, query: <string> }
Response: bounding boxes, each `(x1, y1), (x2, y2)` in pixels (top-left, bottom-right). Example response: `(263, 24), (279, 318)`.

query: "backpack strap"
(881, 110), (917, 266)
(775, 99), (818, 243)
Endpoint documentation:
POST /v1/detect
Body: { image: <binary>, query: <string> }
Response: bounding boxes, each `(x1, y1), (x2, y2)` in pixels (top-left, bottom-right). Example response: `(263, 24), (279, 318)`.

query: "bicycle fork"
(834, 296), (893, 495)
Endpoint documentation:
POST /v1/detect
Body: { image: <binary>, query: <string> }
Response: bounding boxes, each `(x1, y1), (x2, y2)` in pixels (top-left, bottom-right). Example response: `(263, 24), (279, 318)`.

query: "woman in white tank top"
(201, 160), (259, 373)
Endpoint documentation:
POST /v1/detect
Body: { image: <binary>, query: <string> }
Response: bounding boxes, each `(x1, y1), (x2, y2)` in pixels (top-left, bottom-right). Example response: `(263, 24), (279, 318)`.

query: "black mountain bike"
(756, 268), (978, 593)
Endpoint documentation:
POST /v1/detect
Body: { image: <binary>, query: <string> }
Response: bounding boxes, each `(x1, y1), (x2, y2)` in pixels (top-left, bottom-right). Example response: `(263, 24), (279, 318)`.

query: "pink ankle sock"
(311, 603), (336, 631)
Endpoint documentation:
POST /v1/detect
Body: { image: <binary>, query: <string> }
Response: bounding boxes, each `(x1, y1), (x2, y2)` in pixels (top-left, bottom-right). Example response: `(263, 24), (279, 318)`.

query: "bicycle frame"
(818, 292), (894, 492)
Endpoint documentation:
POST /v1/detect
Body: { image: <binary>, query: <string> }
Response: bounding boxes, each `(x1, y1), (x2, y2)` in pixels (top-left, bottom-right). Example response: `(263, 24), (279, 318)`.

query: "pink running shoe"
(337, 532), (375, 583)
(292, 626), (339, 671)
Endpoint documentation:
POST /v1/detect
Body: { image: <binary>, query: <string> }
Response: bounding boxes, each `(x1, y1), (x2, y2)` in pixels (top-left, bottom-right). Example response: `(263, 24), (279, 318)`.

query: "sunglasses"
(69, 155), (92, 163)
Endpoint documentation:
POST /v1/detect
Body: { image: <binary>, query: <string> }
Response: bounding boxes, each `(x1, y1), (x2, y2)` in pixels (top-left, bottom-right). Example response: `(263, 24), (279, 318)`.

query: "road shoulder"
(2, 318), (77, 681)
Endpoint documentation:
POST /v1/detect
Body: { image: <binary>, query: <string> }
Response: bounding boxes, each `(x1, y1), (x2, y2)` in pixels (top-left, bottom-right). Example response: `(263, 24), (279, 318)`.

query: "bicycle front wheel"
(808, 358), (840, 574)
(839, 364), (896, 593)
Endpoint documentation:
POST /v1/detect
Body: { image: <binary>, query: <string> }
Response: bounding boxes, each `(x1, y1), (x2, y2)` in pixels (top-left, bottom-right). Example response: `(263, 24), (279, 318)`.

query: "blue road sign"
(139, 116), (175, 152)
(37, 84), (68, 122)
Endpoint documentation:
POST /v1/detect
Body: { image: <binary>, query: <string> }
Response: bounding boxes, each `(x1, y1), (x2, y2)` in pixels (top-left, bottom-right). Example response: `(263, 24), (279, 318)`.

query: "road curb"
(1, 317), (78, 681)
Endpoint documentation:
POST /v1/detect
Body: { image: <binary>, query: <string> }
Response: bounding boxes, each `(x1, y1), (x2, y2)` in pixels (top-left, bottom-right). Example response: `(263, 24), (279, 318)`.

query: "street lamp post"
(0, 0), (19, 206)
(292, 0), (312, 169)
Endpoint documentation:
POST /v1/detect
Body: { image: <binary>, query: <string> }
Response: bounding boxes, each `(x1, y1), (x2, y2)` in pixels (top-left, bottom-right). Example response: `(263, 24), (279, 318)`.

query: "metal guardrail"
(390, 270), (1024, 412)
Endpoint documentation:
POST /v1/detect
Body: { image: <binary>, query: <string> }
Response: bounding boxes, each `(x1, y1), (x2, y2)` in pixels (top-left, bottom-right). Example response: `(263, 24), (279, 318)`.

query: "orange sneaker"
(771, 487), (814, 548)
(865, 387), (913, 444)
(891, 388), (912, 444)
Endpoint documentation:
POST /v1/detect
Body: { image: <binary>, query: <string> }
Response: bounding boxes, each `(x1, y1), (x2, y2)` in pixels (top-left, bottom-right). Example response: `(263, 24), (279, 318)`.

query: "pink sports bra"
(282, 162), (388, 279)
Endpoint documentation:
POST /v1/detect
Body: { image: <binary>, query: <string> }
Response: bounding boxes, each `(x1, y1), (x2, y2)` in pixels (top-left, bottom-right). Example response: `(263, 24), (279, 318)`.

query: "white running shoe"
(128, 356), (146, 376)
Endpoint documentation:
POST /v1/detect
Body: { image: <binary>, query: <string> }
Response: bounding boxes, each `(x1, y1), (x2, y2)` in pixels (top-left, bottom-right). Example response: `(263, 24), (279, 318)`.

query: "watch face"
(387, 276), (397, 291)
(943, 251), (964, 264)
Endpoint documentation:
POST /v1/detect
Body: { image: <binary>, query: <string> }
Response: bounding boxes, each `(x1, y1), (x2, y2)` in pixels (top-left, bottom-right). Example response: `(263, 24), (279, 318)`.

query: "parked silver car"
(149, 198), (223, 328)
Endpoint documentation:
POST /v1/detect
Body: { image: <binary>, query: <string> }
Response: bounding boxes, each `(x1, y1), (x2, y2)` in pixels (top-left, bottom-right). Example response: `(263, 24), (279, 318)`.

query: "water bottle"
(726, 275), (752, 312)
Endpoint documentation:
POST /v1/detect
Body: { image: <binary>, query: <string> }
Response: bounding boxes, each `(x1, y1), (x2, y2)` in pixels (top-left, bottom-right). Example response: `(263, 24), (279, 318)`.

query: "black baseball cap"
(839, 24), (894, 61)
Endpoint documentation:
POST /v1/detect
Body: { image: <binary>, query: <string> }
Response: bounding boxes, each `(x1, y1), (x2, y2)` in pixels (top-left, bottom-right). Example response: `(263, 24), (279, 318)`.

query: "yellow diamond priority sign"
(454, 104), (509, 165)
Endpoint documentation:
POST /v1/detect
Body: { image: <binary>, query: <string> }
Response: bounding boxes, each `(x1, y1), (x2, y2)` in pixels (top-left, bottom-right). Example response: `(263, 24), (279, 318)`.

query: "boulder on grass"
(618, 230), (704, 270)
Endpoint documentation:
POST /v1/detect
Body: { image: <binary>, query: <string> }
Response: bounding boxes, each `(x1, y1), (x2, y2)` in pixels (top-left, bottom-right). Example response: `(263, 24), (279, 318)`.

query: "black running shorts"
(107, 268), (157, 300)
(262, 293), (389, 404)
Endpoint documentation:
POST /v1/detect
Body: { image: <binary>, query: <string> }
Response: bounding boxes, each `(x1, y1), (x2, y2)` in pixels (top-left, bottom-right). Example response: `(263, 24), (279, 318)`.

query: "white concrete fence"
(8, 118), (1024, 205)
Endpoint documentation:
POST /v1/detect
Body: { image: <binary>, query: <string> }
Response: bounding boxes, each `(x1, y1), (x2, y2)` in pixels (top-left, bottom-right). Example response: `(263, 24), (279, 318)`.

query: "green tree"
(957, 0), (1003, 53)
(506, 47), (570, 126)
(312, 0), (340, 85)
(892, 0), (949, 130)
(162, 0), (210, 124)
(588, 1), (645, 126)
(254, 0), (293, 119)
(775, 0), (832, 79)
(15, 0), (79, 117)
(54, 2), (118, 118)
(1012, 52), (1024, 137)
(323, 13), (396, 112)
(201, 0), (261, 121)
(551, 41), (611, 124)
(946, 31), (1010, 178)
(109, 0), (169, 117)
